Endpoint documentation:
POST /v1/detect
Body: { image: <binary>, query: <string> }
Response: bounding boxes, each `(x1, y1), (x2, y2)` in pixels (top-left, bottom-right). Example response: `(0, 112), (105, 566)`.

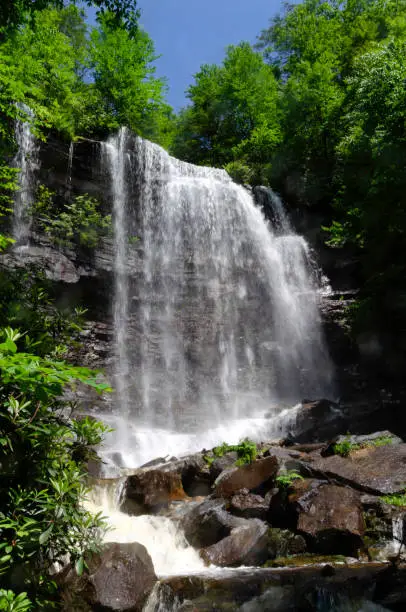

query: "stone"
(296, 484), (365, 556)
(209, 452), (239, 480)
(288, 399), (348, 444)
(230, 492), (269, 520)
(200, 519), (268, 567)
(212, 455), (278, 498)
(183, 499), (244, 548)
(311, 443), (406, 495)
(62, 542), (157, 612)
(122, 468), (187, 511)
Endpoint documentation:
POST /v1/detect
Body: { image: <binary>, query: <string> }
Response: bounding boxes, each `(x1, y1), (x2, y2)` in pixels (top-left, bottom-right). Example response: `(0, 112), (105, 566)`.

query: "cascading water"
(102, 129), (132, 449)
(101, 128), (333, 467)
(12, 105), (39, 245)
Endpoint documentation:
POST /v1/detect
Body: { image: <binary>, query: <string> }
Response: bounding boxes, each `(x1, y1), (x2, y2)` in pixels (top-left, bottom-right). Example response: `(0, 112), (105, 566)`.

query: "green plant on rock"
(276, 471), (304, 489)
(206, 439), (258, 466)
(381, 491), (406, 507)
(34, 188), (111, 250)
(333, 435), (395, 457)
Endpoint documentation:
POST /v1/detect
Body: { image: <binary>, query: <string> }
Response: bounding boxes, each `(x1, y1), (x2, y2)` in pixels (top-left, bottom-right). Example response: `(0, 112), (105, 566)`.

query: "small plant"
(381, 491), (406, 507)
(276, 471), (304, 489)
(333, 434), (395, 457)
(34, 187), (111, 250)
(333, 437), (354, 457)
(0, 590), (31, 612)
(205, 439), (258, 466)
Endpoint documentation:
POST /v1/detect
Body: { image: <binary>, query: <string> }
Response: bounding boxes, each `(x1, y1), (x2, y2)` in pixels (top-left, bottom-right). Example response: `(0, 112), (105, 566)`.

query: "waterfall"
(12, 105), (39, 245)
(65, 141), (74, 197)
(102, 129), (132, 449)
(102, 129), (333, 467)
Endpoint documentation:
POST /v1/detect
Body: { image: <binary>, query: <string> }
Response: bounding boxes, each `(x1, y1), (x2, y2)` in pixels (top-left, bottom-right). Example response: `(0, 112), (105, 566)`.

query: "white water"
(12, 105), (40, 245)
(86, 480), (205, 576)
(100, 129), (334, 467)
(102, 129), (132, 448)
(392, 516), (404, 553)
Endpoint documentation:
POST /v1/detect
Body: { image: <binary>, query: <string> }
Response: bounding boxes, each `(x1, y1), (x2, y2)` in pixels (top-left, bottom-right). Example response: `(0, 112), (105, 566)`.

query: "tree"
(89, 15), (171, 141)
(0, 0), (139, 36)
(172, 43), (280, 180)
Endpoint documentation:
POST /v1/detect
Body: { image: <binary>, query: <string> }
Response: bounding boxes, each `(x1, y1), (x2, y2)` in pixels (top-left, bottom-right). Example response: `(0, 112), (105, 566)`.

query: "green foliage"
(34, 188), (111, 250)
(0, 590), (31, 612)
(0, 328), (110, 606)
(332, 437), (354, 458)
(208, 439), (258, 466)
(88, 15), (172, 143)
(333, 435), (395, 457)
(276, 471), (304, 489)
(0, 1), (139, 36)
(172, 43), (280, 176)
(381, 491), (406, 507)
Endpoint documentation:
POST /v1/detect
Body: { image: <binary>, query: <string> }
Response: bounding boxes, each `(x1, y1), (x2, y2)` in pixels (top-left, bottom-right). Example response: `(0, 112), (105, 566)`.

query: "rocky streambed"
(60, 412), (406, 611)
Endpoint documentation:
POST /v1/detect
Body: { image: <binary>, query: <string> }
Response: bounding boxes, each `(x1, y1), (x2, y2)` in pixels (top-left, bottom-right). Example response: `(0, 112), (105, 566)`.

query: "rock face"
(296, 484), (365, 555)
(200, 519), (268, 567)
(63, 542), (157, 612)
(311, 443), (406, 495)
(212, 456), (278, 498)
(122, 469), (187, 512)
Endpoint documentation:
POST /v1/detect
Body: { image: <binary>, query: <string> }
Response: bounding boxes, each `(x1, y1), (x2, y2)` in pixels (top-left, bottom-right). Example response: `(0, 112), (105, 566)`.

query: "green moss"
(264, 554), (347, 568)
(381, 491), (406, 507)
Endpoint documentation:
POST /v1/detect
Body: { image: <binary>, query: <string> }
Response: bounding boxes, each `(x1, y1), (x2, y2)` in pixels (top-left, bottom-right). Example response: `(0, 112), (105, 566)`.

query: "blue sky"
(135, 0), (283, 110)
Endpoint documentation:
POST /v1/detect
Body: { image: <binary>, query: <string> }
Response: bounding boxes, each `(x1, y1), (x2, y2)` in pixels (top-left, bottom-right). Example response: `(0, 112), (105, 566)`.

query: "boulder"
(122, 468), (187, 512)
(296, 484), (365, 556)
(288, 399), (347, 444)
(230, 491), (269, 520)
(310, 443), (406, 495)
(200, 519), (268, 567)
(209, 452), (239, 480)
(183, 499), (244, 548)
(62, 542), (157, 612)
(212, 455), (278, 498)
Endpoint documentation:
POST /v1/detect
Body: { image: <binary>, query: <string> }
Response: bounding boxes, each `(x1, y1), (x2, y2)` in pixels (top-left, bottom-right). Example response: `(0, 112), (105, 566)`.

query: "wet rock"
(230, 492), (269, 520)
(209, 452), (239, 480)
(212, 456), (278, 498)
(183, 498), (244, 548)
(296, 484), (365, 556)
(155, 453), (211, 498)
(311, 443), (406, 495)
(62, 542), (157, 611)
(269, 478), (326, 529)
(200, 519), (268, 567)
(122, 468), (187, 512)
(288, 399), (347, 444)
(158, 563), (389, 611)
